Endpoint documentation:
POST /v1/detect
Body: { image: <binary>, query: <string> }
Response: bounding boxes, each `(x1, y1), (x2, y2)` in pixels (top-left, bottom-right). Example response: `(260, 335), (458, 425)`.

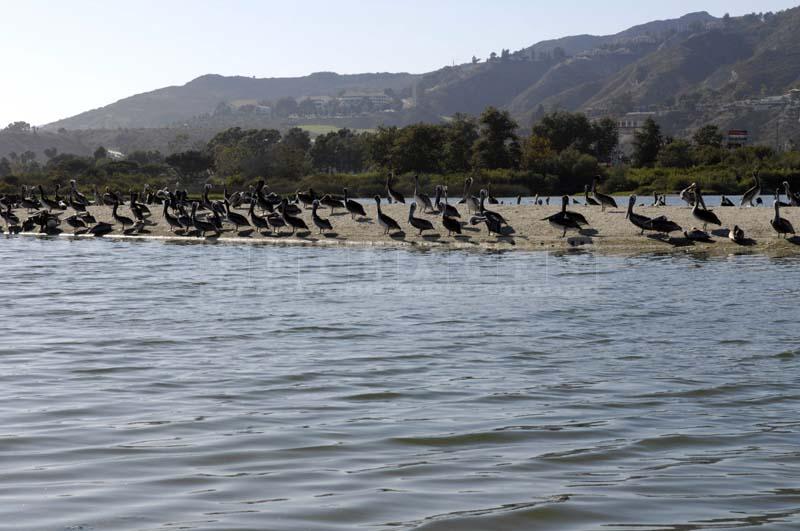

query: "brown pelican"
(691, 184), (721, 230)
(770, 200), (795, 238)
(626, 195), (682, 235)
(191, 202), (219, 237)
(441, 206), (462, 236)
(225, 199), (250, 231)
(592, 177), (617, 211)
(784, 182), (800, 207)
(625, 195), (653, 234)
(679, 184), (697, 207)
(68, 191), (87, 212)
(0, 204), (19, 229)
(375, 195), (401, 234)
(413, 175), (433, 213)
(457, 177), (480, 213)
(69, 180), (90, 206)
(408, 202), (434, 235)
(320, 194), (344, 213)
(441, 186), (460, 218)
(163, 201), (182, 232)
(248, 200), (270, 234)
(740, 172), (761, 207)
(311, 200), (333, 234)
(88, 221), (113, 237)
(469, 191), (506, 235)
(281, 199), (309, 234)
(343, 188), (366, 219)
(386, 173), (405, 204)
(583, 184), (599, 206)
(64, 214), (86, 232)
(486, 183), (499, 204)
(266, 212), (286, 234)
(775, 188), (791, 208)
(296, 188), (315, 209)
(38, 185), (61, 212)
(434, 186), (452, 217)
(112, 202), (134, 230)
(543, 195), (582, 237)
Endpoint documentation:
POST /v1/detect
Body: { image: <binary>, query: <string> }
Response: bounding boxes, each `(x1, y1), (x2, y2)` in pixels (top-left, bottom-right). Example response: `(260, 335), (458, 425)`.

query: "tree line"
(3, 109), (800, 197)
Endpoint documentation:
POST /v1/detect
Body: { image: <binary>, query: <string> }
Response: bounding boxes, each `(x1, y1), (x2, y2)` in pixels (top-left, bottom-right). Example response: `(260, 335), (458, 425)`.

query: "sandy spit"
(5, 201), (800, 256)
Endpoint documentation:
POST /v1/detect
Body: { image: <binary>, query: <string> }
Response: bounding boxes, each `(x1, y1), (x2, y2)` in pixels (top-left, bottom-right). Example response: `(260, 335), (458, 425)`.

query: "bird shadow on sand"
(462, 226), (481, 233)
(330, 212), (349, 217)
(236, 229), (255, 238)
(579, 228), (599, 236)
(732, 238), (757, 246)
(422, 234), (442, 241)
(453, 235), (474, 244)
(711, 229), (730, 237)
(493, 236), (516, 246)
(786, 236), (800, 245)
(567, 235), (593, 247)
(389, 231), (406, 240)
(322, 232), (340, 239)
(646, 234), (695, 247)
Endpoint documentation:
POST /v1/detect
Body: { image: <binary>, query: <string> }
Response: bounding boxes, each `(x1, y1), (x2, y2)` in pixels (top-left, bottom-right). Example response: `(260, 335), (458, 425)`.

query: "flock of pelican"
(0, 174), (796, 245)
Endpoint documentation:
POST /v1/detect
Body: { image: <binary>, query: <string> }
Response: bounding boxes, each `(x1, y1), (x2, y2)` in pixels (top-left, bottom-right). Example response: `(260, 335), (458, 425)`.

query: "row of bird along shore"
(2, 174), (800, 255)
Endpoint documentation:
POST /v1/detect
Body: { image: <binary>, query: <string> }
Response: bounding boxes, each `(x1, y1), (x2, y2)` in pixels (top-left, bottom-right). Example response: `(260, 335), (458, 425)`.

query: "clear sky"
(1, 0), (797, 127)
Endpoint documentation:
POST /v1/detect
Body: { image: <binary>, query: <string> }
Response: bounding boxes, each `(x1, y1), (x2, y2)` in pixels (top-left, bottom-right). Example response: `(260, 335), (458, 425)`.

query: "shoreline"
(5, 203), (800, 256)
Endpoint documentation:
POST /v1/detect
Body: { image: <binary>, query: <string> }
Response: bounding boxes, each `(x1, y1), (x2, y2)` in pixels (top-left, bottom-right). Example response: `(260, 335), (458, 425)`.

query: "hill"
(45, 72), (421, 130)
(26, 7), (800, 152)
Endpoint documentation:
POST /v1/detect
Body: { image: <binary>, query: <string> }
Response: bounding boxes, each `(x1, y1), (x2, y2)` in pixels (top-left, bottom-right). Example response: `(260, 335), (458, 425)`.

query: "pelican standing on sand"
(387, 173), (405, 204)
(740, 172), (761, 207)
(413, 175), (433, 213)
(408, 202), (434, 235)
(691, 184), (721, 230)
(770, 199), (795, 238)
(375, 195), (401, 234)
(458, 177), (480, 213)
(311, 200), (333, 234)
(592, 177), (617, 211)
(584, 185), (599, 206)
(626, 195), (682, 236)
(783, 182), (800, 207)
(543, 196), (582, 237)
(343, 188), (366, 220)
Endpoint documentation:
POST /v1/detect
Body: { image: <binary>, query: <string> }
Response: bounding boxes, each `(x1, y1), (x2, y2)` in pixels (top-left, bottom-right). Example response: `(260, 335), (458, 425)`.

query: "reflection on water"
(1, 237), (799, 530)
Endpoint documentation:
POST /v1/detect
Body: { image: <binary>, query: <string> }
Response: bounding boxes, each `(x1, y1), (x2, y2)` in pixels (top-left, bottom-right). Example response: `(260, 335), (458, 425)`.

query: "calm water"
(2, 237), (799, 531)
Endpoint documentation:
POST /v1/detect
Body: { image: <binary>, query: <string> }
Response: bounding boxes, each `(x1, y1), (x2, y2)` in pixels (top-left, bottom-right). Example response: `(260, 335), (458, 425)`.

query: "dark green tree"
(391, 123), (444, 174)
(592, 117), (619, 162)
(473, 107), (520, 170)
(657, 139), (692, 168)
(442, 114), (479, 173)
(693, 125), (723, 148)
(94, 146), (108, 160)
(368, 126), (399, 169)
(165, 150), (214, 179)
(532, 110), (594, 153)
(0, 157), (10, 177)
(632, 118), (663, 168)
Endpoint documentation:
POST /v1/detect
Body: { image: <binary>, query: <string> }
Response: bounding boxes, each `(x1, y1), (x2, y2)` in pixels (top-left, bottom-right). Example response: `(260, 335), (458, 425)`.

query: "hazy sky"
(1, 0), (797, 126)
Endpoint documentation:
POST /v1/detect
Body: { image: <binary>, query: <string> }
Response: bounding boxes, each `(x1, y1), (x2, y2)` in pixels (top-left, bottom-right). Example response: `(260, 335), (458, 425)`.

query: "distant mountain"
(37, 8), (800, 148)
(45, 72), (421, 130)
